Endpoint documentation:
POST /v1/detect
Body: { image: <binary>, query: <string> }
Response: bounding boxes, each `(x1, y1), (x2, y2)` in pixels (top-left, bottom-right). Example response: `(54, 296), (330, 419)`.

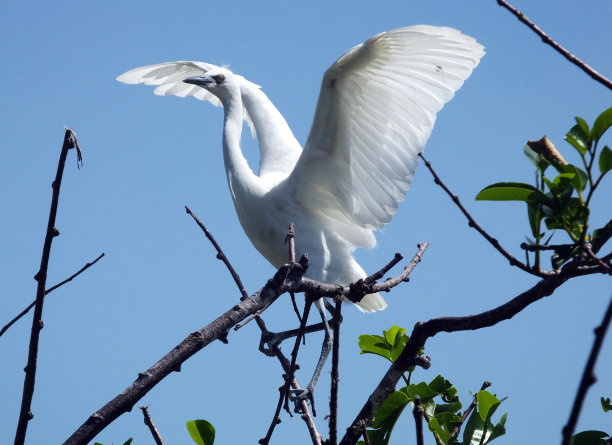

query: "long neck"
(222, 94), (262, 200)
(240, 83), (302, 178)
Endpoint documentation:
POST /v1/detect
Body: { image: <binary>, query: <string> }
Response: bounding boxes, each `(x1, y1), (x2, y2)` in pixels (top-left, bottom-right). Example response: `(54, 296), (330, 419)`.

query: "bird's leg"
(259, 319), (329, 356)
(289, 298), (333, 416)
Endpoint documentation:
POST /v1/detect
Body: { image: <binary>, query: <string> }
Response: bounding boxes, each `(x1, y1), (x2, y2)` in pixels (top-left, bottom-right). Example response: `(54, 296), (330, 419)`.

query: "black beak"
(183, 75), (212, 86)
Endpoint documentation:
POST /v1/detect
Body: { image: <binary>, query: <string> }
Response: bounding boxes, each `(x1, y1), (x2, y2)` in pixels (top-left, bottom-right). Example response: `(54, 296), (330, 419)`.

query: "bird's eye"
(212, 74), (225, 85)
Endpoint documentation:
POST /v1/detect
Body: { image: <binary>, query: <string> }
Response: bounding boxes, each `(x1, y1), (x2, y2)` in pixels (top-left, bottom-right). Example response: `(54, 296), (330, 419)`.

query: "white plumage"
(117, 25), (484, 313)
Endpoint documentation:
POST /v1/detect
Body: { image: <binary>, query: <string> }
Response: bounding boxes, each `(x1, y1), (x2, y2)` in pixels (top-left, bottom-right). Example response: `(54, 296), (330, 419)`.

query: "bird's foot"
(259, 330), (285, 357)
(289, 387), (316, 416)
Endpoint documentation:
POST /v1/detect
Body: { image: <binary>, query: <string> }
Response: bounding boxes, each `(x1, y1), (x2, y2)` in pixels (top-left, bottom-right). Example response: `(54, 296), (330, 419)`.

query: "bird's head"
(183, 67), (238, 103)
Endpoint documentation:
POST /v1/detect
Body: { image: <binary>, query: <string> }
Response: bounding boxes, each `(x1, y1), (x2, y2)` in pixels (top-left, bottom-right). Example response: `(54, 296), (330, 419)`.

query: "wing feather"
(117, 61), (257, 136)
(279, 25), (484, 247)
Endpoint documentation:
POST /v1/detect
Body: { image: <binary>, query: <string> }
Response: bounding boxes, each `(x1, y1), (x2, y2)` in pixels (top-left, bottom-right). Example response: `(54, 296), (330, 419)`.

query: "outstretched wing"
(280, 25), (484, 248)
(117, 61), (258, 137)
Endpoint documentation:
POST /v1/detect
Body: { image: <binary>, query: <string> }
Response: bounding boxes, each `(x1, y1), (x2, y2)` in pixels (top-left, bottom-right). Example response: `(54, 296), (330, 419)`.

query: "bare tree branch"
(15, 128), (81, 445)
(139, 406), (164, 445)
(561, 294), (612, 445)
(496, 0), (612, 90)
(64, 228), (426, 444)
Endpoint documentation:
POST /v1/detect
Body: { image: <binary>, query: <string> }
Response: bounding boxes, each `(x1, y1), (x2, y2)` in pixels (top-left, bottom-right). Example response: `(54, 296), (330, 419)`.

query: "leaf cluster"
(476, 107), (612, 269)
(358, 327), (507, 445)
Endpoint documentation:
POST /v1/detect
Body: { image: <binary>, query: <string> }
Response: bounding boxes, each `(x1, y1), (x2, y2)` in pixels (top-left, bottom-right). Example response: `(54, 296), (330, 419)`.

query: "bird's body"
(118, 26), (484, 313)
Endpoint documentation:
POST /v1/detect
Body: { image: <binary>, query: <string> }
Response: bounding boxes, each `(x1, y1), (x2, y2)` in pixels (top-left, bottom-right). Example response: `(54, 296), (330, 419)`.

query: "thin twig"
(364, 253), (403, 285)
(496, 0), (612, 90)
(185, 205), (249, 300)
(413, 396), (425, 445)
(561, 295), (612, 445)
(1, 253), (104, 338)
(139, 406), (164, 445)
(450, 381), (491, 439)
(15, 128), (80, 445)
(419, 153), (558, 278)
(329, 299), (342, 445)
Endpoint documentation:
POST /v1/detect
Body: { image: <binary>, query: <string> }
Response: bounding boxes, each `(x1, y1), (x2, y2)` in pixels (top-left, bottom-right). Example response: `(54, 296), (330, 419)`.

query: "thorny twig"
(496, 0), (612, 90)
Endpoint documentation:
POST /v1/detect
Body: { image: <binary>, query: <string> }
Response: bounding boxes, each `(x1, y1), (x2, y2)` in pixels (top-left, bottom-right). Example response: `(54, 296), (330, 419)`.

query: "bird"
(117, 25), (484, 411)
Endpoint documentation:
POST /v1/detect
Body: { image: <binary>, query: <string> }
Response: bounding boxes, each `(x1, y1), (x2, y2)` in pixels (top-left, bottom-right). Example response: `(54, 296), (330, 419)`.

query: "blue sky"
(1, 1), (611, 444)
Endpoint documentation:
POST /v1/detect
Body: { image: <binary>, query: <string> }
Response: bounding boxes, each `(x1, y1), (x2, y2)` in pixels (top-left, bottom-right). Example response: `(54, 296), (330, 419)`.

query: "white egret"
(118, 25), (484, 410)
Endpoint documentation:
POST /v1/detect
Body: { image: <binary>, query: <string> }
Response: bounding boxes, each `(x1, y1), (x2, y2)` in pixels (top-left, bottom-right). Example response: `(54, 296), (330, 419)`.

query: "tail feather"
(354, 292), (387, 312)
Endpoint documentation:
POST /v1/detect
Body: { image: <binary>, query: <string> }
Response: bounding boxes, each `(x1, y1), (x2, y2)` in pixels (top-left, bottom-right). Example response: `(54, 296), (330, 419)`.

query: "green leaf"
(429, 375), (453, 395)
(461, 407), (485, 445)
(187, 419), (215, 445)
(428, 413), (457, 444)
(561, 164), (589, 192)
(524, 144), (550, 172)
(123, 440), (134, 445)
(591, 107), (612, 144)
(476, 182), (553, 207)
(477, 391), (501, 422)
(570, 430), (610, 445)
(599, 145), (612, 175)
(358, 334), (391, 361)
(369, 390), (411, 445)
(565, 124), (590, 155)
(601, 397), (612, 412)
(383, 326), (409, 362)
(487, 412), (508, 443)
(575, 116), (590, 136)
(406, 382), (439, 403)
(527, 203), (543, 239)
